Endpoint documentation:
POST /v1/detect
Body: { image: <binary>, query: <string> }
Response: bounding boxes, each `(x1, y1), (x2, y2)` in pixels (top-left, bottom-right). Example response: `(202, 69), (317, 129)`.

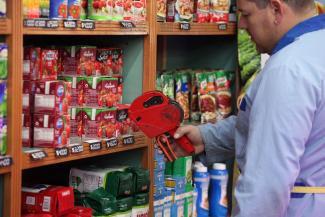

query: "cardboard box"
(22, 114), (33, 147)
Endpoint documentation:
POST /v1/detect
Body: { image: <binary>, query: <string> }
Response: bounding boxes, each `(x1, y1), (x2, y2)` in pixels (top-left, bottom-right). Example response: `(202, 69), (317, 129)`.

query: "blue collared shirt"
(199, 14), (325, 217)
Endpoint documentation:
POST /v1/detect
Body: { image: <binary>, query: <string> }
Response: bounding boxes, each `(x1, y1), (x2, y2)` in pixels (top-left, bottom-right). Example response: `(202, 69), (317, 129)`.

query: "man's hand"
(172, 125), (205, 157)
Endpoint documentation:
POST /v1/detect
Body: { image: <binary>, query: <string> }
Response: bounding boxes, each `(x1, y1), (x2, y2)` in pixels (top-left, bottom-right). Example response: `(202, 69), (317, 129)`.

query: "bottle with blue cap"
(209, 163), (228, 217)
(193, 163), (209, 217)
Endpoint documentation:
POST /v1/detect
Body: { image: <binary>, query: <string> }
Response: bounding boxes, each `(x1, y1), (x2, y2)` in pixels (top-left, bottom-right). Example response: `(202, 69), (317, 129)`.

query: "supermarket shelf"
(0, 18), (12, 35)
(23, 20), (149, 35)
(0, 166), (11, 175)
(157, 22), (236, 36)
(22, 132), (148, 169)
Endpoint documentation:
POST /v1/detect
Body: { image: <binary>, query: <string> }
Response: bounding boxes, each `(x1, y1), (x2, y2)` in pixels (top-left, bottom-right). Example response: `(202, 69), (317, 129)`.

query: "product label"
(26, 196), (36, 205)
(70, 144), (84, 154)
(30, 151), (48, 161)
(104, 137), (118, 148)
(81, 20), (95, 29)
(0, 156), (12, 167)
(122, 135), (135, 145)
(63, 20), (77, 28)
(46, 20), (59, 28)
(42, 196), (51, 212)
(179, 22), (190, 30)
(89, 141), (102, 151)
(55, 147), (69, 157)
(120, 21), (135, 28)
(218, 23), (227, 31)
(34, 128), (54, 141)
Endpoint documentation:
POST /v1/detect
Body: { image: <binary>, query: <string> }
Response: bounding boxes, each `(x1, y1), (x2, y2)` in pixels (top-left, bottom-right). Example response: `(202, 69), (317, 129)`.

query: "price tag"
(46, 20), (59, 29)
(120, 21), (135, 29)
(0, 156), (12, 168)
(55, 147), (69, 158)
(30, 151), (48, 161)
(34, 19), (47, 28)
(104, 137), (118, 148)
(89, 142), (102, 151)
(81, 20), (95, 30)
(179, 22), (190, 30)
(70, 144), (84, 154)
(218, 23), (227, 31)
(24, 19), (35, 27)
(63, 20), (77, 29)
(122, 135), (135, 145)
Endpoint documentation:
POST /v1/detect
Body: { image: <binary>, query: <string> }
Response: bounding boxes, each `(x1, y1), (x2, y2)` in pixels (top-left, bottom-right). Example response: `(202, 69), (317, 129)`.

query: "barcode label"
(42, 196), (51, 212)
(26, 196), (36, 205)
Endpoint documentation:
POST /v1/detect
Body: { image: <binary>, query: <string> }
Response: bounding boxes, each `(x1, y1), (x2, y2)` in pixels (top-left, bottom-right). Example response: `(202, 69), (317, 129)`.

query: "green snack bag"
(132, 193), (149, 217)
(165, 161), (173, 176)
(162, 74), (175, 99)
(111, 197), (133, 216)
(85, 187), (117, 216)
(106, 171), (133, 197)
(125, 167), (150, 193)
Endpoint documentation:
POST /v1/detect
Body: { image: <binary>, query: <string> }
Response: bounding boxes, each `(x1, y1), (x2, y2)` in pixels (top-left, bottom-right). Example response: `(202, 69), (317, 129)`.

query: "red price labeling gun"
(129, 91), (195, 161)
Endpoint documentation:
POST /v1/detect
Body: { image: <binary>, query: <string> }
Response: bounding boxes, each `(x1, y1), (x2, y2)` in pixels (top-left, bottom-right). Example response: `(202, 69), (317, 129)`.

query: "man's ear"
(268, 0), (284, 24)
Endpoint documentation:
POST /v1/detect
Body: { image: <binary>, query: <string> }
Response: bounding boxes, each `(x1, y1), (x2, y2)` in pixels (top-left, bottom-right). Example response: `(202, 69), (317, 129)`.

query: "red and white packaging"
(95, 48), (113, 76)
(61, 206), (92, 217)
(102, 77), (119, 107)
(33, 114), (70, 148)
(116, 104), (131, 137)
(194, 0), (210, 23)
(209, 0), (230, 23)
(132, 0), (146, 21)
(22, 113), (33, 147)
(70, 107), (84, 138)
(124, 0), (133, 20)
(113, 75), (123, 104)
(40, 49), (59, 81)
(23, 80), (36, 114)
(58, 76), (78, 106)
(23, 47), (41, 81)
(111, 48), (123, 76)
(22, 185), (74, 217)
(34, 80), (71, 115)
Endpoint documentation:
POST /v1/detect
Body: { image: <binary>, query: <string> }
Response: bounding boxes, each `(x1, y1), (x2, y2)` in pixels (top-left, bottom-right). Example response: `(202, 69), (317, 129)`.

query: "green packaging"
(85, 187), (117, 216)
(173, 156), (192, 184)
(111, 197), (133, 217)
(105, 171), (133, 197)
(184, 184), (193, 217)
(125, 167), (150, 193)
(40, 0), (50, 18)
(88, 0), (112, 20)
(165, 161), (173, 176)
(0, 44), (8, 79)
(132, 193), (149, 217)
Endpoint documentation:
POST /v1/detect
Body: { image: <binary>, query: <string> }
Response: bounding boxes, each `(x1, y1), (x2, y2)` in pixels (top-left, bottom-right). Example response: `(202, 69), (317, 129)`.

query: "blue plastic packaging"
(209, 163), (228, 217)
(193, 166), (209, 217)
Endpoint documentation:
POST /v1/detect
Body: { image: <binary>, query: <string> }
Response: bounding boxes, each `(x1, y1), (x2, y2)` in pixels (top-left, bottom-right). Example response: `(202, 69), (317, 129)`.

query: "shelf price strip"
(122, 135), (135, 145)
(0, 156), (12, 168)
(104, 137), (118, 149)
(179, 22), (190, 30)
(70, 144), (84, 154)
(55, 147), (69, 158)
(30, 151), (48, 161)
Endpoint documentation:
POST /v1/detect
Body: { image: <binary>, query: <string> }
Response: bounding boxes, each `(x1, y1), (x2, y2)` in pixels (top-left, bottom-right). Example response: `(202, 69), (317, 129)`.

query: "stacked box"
(154, 145), (166, 200)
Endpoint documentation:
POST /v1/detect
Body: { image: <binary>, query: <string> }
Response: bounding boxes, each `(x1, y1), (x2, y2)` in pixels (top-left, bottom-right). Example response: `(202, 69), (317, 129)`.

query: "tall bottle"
(193, 165), (209, 217)
(209, 163), (228, 217)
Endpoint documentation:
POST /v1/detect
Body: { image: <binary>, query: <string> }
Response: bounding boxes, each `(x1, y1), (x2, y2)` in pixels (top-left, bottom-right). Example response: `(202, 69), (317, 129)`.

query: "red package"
(95, 49), (113, 76)
(40, 49), (59, 81)
(22, 113), (33, 147)
(61, 206), (92, 217)
(22, 185), (74, 217)
(132, 0), (146, 21)
(111, 48), (123, 76)
(23, 80), (36, 114)
(34, 81), (71, 115)
(23, 47), (41, 81)
(33, 114), (70, 148)
(70, 107), (84, 138)
(116, 104), (131, 136)
(102, 77), (119, 107)
(194, 0), (210, 23)
(22, 214), (53, 217)
(113, 75), (123, 104)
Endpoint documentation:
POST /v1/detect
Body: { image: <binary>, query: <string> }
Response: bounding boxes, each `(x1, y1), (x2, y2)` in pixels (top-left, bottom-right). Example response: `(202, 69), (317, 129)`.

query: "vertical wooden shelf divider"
(4, 0), (23, 216)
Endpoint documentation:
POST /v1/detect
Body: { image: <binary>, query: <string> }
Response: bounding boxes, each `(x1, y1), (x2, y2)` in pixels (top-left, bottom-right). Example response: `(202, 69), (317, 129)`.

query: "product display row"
(23, 0), (146, 22)
(0, 44), (7, 157)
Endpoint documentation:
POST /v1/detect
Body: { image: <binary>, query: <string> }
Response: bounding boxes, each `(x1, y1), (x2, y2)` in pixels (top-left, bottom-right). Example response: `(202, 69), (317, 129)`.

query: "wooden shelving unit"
(22, 133), (147, 169)
(0, 166), (11, 175)
(157, 22), (236, 35)
(23, 20), (149, 35)
(0, 18), (12, 34)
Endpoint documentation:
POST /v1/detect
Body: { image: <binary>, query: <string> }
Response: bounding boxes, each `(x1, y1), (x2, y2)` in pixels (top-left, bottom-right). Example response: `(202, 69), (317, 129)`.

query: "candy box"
(23, 47), (41, 81)
(33, 114), (70, 148)
(68, 0), (81, 19)
(23, 80), (36, 114)
(0, 43), (8, 79)
(34, 80), (71, 115)
(22, 185), (74, 217)
(40, 49), (59, 81)
(22, 114), (33, 147)
(50, 0), (68, 19)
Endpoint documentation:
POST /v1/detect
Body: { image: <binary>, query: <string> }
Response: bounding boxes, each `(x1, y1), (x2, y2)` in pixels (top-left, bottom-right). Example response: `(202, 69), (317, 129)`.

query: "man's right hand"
(172, 125), (205, 157)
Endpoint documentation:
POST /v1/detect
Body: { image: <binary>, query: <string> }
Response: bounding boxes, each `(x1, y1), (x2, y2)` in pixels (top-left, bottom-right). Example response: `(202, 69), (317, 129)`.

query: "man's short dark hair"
(251, 0), (315, 12)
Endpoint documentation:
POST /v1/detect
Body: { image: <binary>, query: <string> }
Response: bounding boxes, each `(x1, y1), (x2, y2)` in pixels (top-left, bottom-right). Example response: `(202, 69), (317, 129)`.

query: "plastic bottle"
(209, 163), (228, 217)
(193, 165), (209, 217)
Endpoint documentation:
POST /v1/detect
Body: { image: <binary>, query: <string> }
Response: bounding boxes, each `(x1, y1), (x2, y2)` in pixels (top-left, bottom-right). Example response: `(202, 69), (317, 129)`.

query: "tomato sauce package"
(102, 77), (119, 107)
(175, 73), (190, 121)
(33, 114), (70, 148)
(194, 0), (210, 23)
(40, 49), (59, 81)
(116, 104), (131, 137)
(34, 80), (71, 115)
(95, 48), (113, 76)
(68, 0), (81, 19)
(132, 0), (146, 21)
(23, 80), (36, 114)
(210, 0), (230, 23)
(88, 0), (113, 20)
(50, 0), (68, 19)
(215, 70), (232, 118)
(113, 75), (123, 104)
(80, 0), (88, 19)
(175, 0), (194, 22)
(58, 76), (78, 106)
(23, 47), (41, 81)
(111, 48), (123, 76)
(22, 113), (33, 147)
(69, 107), (84, 143)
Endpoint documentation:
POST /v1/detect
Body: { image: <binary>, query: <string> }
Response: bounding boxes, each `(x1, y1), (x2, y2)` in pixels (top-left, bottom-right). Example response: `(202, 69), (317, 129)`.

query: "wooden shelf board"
(157, 22), (236, 36)
(0, 18), (12, 35)
(0, 166), (11, 175)
(23, 20), (149, 35)
(22, 133), (148, 170)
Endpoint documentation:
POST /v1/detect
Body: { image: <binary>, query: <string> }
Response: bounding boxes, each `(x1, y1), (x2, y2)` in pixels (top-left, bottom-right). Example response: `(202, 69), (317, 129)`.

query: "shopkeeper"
(173, 0), (325, 216)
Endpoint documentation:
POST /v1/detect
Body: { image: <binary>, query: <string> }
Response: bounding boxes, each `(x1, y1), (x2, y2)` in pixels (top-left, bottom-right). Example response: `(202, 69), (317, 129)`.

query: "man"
(173, 0), (325, 216)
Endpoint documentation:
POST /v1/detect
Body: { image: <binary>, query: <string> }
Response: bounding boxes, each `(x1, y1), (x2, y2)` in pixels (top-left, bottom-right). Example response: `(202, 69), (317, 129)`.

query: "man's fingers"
(174, 125), (191, 139)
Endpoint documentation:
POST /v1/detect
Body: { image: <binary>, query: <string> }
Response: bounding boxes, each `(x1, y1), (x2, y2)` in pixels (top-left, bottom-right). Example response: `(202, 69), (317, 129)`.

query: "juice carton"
(112, 0), (124, 21)
(34, 80), (71, 115)
(40, 49), (59, 81)
(22, 114), (33, 147)
(23, 47), (41, 81)
(33, 114), (70, 148)
(40, 0), (50, 18)
(88, 0), (113, 20)
(50, 0), (68, 19)
(23, 80), (36, 114)
(68, 0), (81, 19)
(58, 76), (78, 106)
(0, 43), (8, 79)
(132, 0), (146, 21)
